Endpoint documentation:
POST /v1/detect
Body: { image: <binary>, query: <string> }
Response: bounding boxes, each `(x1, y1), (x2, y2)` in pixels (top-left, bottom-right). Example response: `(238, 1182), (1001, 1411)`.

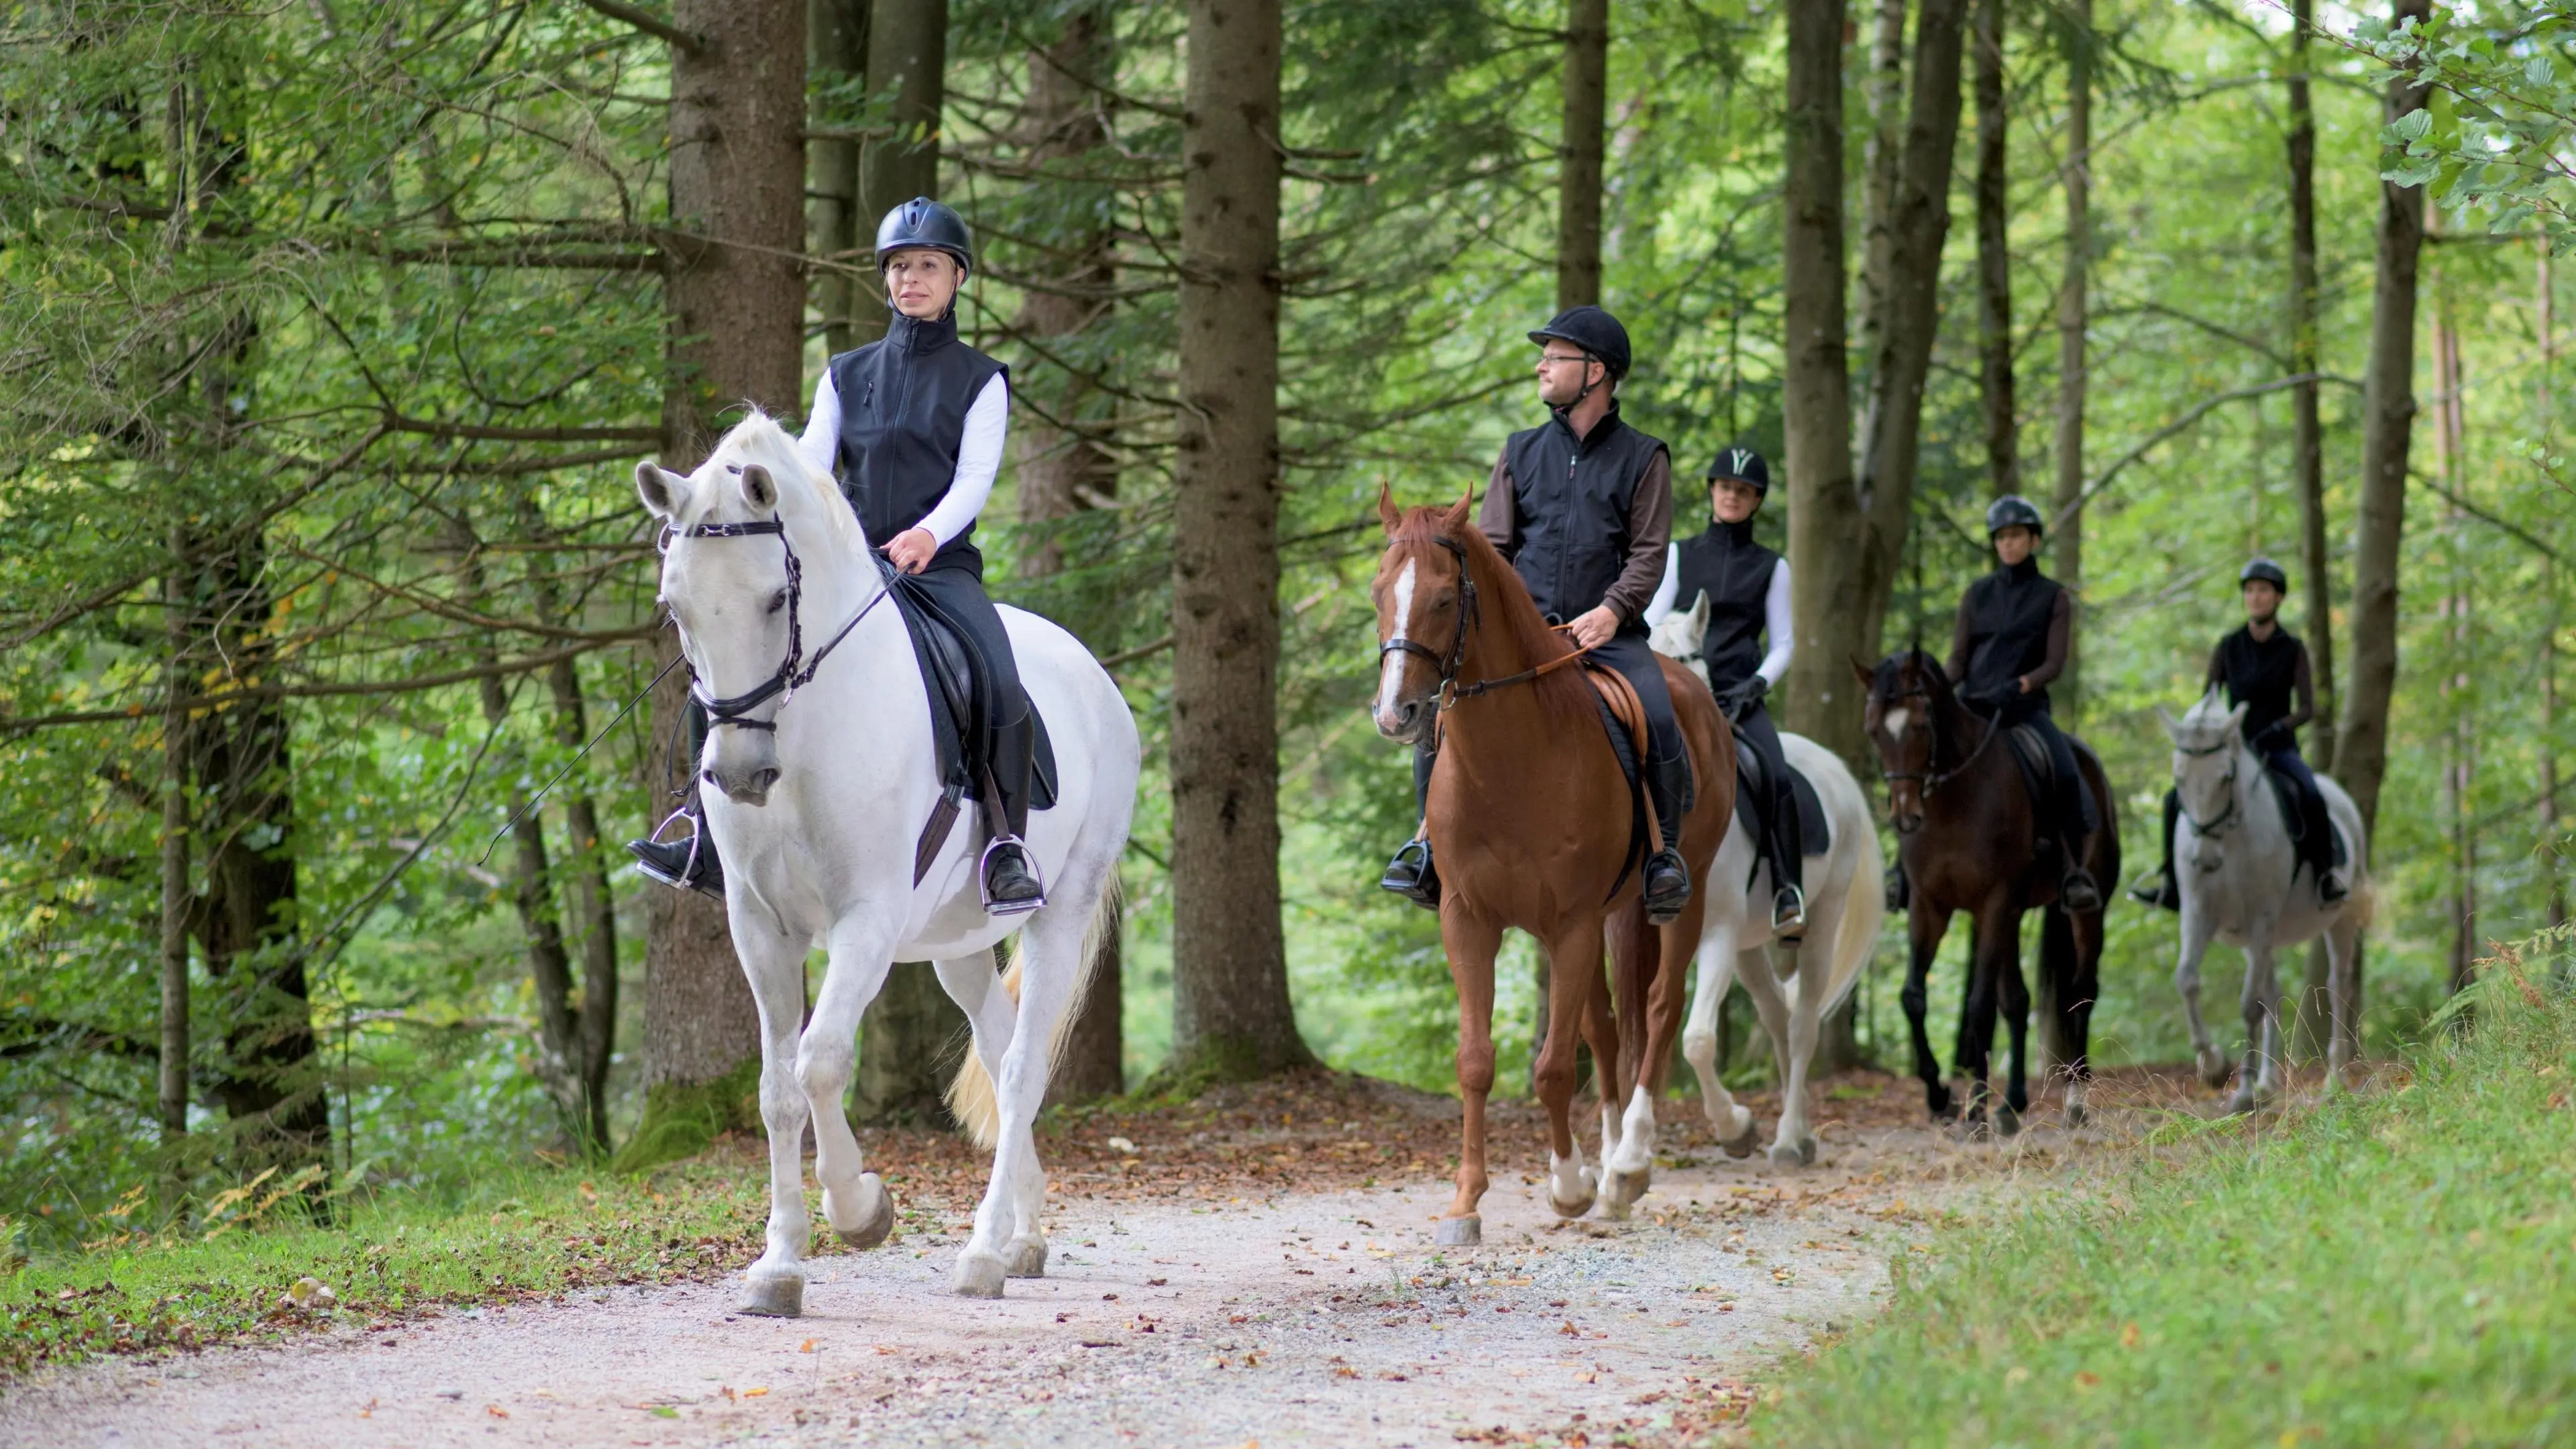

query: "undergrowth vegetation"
(1747, 931), (2576, 1447)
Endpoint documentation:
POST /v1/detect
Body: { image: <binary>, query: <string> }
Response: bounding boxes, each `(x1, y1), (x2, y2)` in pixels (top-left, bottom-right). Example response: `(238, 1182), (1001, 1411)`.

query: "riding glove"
(1719, 676), (1766, 720)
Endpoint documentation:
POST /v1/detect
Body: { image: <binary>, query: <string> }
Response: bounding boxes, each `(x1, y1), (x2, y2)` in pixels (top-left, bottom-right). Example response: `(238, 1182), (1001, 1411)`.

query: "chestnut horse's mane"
(1389, 503), (1597, 733)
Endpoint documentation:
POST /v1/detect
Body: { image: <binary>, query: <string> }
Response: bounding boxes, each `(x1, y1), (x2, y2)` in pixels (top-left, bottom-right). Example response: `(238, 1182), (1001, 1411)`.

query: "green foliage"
(2354, 3), (2576, 251)
(1750, 931), (2576, 1446)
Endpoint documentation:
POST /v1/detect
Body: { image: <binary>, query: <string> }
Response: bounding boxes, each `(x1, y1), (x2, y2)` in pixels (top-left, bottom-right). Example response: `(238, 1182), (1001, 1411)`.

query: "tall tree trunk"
(2047, 0), (2090, 720)
(810, 0), (871, 356)
(1012, 3), (1125, 1104)
(2334, 0), (2434, 839)
(1167, 0), (1307, 1081)
(1972, 0), (2015, 499)
(1556, 0), (1609, 311)
(2434, 315), (2475, 994)
(2544, 249), (2566, 937)
(547, 655), (622, 1155)
(1782, 0), (1856, 767)
(848, 0), (947, 352)
(2288, 0), (2337, 1059)
(1846, 0), (1968, 755)
(629, 0), (808, 1169)
(158, 534), (192, 1199)
(1854, 0), (1908, 430)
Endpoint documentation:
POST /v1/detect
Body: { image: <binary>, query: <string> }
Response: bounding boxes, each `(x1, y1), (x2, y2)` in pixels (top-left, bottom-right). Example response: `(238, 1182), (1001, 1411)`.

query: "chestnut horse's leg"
(1582, 956), (1633, 1216)
(1603, 901), (1682, 1210)
(1902, 896), (1956, 1122)
(1536, 919), (1606, 1219)
(1438, 904), (1504, 1244)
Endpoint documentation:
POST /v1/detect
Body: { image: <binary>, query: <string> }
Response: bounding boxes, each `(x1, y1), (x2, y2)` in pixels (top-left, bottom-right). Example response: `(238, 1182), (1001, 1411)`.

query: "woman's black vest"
(1959, 557), (2062, 707)
(826, 311), (1007, 572)
(1670, 519), (1778, 690)
(2218, 625), (2304, 741)
(1500, 404), (1668, 628)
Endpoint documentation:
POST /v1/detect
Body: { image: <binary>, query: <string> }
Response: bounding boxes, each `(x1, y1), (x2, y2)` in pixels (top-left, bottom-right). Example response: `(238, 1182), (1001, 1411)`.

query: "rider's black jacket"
(1486, 403), (1672, 629)
(1949, 555), (2070, 709)
(2208, 624), (2315, 745)
(826, 311), (1007, 573)
(1670, 517), (1779, 690)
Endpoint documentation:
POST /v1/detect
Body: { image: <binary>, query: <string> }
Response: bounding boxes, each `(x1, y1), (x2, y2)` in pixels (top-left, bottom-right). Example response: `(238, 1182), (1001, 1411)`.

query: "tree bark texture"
(810, 0), (871, 356)
(2047, 0), (2090, 720)
(1972, 0), (2015, 498)
(1169, 0), (1307, 1079)
(158, 539), (192, 1176)
(643, 0), (808, 1114)
(2333, 0), (2434, 838)
(2287, 0), (2333, 769)
(1854, 0), (1907, 420)
(1781, 0), (1860, 766)
(846, 0), (947, 351)
(853, 960), (966, 1126)
(1555, 0), (1609, 312)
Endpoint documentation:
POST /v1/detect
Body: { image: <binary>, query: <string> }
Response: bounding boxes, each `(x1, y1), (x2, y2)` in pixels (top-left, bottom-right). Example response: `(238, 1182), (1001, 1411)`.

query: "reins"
(1879, 683), (2004, 796)
(663, 511), (888, 734)
(1377, 532), (1599, 712)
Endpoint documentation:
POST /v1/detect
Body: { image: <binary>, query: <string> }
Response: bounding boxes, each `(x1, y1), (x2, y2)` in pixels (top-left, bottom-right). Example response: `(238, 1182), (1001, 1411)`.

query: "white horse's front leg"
(2232, 936), (2282, 1114)
(2324, 912), (2363, 1089)
(804, 918), (900, 1253)
(1681, 925), (1757, 1156)
(1771, 885), (1846, 1165)
(1734, 945), (1808, 1165)
(735, 925), (820, 1317)
(953, 899), (1082, 1298)
(2174, 895), (2226, 1089)
(933, 951), (1042, 1276)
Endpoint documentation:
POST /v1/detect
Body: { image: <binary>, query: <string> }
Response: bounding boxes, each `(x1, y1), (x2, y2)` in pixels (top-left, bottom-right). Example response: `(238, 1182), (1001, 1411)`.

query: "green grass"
(1, 1158), (767, 1378)
(1750, 936), (2576, 1448)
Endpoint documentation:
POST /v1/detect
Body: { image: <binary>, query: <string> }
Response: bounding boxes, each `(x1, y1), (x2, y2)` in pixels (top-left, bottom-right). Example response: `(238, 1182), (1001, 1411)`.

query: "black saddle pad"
(887, 578), (1057, 811)
(2004, 722), (2097, 837)
(1732, 735), (1829, 855)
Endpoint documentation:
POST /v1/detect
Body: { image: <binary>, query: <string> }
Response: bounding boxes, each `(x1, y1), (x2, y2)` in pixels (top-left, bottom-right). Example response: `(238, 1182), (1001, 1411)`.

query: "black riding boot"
(1767, 771), (1807, 936)
(2129, 790), (2184, 912)
(2053, 763), (2102, 912)
(629, 701), (724, 898)
(1644, 752), (1693, 924)
(2304, 789), (2348, 905)
(1381, 745), (1441, 910)
(979, 707), (1044, 916)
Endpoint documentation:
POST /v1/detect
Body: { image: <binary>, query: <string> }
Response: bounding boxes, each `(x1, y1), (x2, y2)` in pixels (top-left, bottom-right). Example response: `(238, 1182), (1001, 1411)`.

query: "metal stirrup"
(978, 835), (1046, 916)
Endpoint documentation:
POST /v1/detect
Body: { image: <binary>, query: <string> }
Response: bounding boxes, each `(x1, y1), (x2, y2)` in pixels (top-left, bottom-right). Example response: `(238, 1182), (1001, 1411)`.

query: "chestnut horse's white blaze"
(637, 412), (1138, 1315)
(1373, 557), (1419, 730)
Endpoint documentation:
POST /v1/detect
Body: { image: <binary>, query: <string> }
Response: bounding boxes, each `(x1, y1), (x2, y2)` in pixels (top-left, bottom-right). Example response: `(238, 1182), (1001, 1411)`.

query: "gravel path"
(0, 1098), (2080, 1449)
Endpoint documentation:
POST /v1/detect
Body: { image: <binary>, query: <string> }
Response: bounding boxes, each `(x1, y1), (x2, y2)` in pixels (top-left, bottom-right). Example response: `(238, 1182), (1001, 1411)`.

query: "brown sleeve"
(1946, 593), (1975, 683)
(2020, 587), (2072, 690)
(2282, 641), (2316, 735)
(1601, 447), (1673, 624)
(1478, 451), (1517, 556)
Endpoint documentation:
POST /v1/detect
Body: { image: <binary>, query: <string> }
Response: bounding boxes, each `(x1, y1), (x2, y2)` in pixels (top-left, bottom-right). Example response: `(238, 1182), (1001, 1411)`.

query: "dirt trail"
(1, 1079), (2116, 1448)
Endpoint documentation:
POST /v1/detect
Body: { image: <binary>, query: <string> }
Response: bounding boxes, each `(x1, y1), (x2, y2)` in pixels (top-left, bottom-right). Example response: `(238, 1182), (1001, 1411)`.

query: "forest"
(2, 0), (2569, 1281)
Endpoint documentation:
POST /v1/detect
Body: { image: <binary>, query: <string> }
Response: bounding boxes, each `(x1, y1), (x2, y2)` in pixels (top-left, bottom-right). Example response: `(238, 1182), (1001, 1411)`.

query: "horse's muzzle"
(705, 763), (782, 807)
(1375, 698), (1428, 744)
(1890, 807), (1924, 836)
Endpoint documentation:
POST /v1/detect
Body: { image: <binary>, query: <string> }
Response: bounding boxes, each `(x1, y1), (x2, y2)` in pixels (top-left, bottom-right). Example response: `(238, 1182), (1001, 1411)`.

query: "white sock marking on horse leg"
(1615, 1085), (1657, 1174)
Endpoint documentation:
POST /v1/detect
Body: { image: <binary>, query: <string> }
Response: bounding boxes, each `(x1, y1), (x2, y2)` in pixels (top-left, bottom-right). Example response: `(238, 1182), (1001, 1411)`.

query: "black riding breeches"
(2002, 698), (2089, 866)
(1733, 700), (1803, 898)
(901, 559), (1034, 839)
(2264, 745), (2341, 879)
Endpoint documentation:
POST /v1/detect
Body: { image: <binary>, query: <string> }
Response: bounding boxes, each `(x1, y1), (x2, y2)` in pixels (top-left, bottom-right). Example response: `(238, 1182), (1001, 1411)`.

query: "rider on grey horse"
(2133, 557), (2348, 910)
(1380, 305), (1693, 923)
(1643, 443), (1804, 935)
(631, 197), (1044, 914)
(1945, 495), (2103, 913)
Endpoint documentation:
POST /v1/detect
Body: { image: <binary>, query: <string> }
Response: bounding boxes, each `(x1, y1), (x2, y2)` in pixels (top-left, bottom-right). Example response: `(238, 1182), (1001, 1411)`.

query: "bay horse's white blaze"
(1373, 558), (1418, 731)
(1650, 602), (1885, 1166)
(2159, 689), (2370, 1110)
(637, 413), (1139, 1313)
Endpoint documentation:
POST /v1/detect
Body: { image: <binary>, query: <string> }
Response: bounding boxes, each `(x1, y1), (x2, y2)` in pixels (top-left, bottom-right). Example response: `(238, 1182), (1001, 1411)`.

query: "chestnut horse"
(1855, 648), (2117, 1134)
(1371, 490), (1732, 1244)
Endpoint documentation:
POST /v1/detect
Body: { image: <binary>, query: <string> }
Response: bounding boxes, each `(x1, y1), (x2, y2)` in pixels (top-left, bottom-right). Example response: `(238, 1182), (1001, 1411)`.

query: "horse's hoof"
(1434, 1215), (1482, 1247)
(1955, 1115), (1991, 1144)
(1798, 1134), (1818, 1165)
(2224, 1084), (2259, 1116)
(737, 1270), (804, 1318)
(1602, 1167), (1649, 1210)
(1719, 1118), (1760, 1159)
(1927, 1083), (1956, 1123)
(2063, 1102), (2089, 1130)
(827, 1172), (894, 1251)
(1994, 1104), (2022, 1138)
(2196, 1046), (2231, 1090)
(1005, 1235), (1048, 1279)
(952, 1251), (1008, 1299)
(1766, 1140), (1804, 1168)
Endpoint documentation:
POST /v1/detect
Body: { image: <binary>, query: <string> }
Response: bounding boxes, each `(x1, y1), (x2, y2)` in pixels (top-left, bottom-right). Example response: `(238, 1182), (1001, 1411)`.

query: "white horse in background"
(1650, 596), (1884, 1165)
(637, 413), (1138, 1313)
(2159, 690), (2369, 1111)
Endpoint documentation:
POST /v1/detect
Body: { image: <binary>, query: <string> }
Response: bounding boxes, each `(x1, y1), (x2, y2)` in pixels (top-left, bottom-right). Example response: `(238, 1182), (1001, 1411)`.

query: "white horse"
(636, 413), (1138, 1313)
(1648, 596), (1884, 1166)
(2158, 689), (2368, 1111)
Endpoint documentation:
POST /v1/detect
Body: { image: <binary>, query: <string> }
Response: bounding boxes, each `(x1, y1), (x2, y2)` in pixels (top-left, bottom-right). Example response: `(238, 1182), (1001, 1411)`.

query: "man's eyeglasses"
(1536, 353), (1591, 368)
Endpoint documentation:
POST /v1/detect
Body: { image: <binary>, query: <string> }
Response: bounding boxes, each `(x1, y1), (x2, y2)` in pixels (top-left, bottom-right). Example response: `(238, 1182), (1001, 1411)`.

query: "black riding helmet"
(1707, 444), (1770, 496)
(1528, 305), (1631, 383)
(2240, 556), (2290, 592)
(1985, 494), (2045, 537)
(875, 197), (975, 273)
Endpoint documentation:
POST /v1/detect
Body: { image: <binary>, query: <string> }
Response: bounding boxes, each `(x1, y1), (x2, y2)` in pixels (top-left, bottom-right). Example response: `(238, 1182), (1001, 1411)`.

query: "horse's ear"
(1442, 486), (1476, 532)
(2155, 704), (2181, 739)
(1687, 592), (1710, 629)
(636, 462), (688, 521)
(1376, 481), (1402, 535)
(2224, 702), (2249, 737)
(739, 463), (777, 511)
(1850, 657), (1875, 688)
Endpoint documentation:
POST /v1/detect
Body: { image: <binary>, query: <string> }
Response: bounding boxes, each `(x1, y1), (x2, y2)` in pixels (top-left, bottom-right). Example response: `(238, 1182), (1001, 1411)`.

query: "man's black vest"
(1500, 403), (1668, 628)
(1671, 519), (1779, 690)
(826, 311), (1008, 572)
(2218, 624), (2306, 742)
(1959, 557), (2063, 707)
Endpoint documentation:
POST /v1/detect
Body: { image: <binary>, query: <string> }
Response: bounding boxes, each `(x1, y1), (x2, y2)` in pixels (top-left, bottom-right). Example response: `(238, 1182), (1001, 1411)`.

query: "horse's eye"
(766, 589), (790, 615)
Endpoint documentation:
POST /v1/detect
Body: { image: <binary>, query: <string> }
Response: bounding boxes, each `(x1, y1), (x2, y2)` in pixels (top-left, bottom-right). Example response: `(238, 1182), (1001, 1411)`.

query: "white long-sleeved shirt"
(796, 366), (1010, 548)
(1644, 541), (1795, 688)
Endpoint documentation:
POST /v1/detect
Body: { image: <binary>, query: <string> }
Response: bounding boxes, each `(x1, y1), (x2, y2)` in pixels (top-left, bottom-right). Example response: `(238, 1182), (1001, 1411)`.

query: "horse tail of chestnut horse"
(945, 873), (1125, 1150)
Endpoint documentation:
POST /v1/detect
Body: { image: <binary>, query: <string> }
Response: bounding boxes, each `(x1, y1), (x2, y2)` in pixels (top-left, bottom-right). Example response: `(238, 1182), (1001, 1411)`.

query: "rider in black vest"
(1380, 305), (1693, 922)
(628, 198), (1043, 914)
(2133, 557), (2347, 909)
(1646, 445), (1805, 934)
(1945, 496), (2103, 912)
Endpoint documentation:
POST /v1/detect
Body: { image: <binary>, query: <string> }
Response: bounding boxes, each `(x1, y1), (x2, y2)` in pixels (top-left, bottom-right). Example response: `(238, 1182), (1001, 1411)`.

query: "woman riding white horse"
(631, 202), (1138, 1316)
(1644, 449), (1882, 1166)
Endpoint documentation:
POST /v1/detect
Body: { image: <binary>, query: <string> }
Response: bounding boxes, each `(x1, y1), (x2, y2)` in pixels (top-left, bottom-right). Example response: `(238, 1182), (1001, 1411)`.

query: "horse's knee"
(1532, 1059), (1577, 1103)
(1899, 980), (1929, 1017)
(1454, 1045), (1496, 1096)
(1681, 1024), (1717, 1069)
(795, 1040), (856, 1103)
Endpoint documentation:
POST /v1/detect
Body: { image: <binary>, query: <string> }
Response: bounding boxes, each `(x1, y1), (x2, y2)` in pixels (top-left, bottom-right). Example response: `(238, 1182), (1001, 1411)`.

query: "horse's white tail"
(945, 873), (1123, 1150)
(1821, 814), (1886, 1016)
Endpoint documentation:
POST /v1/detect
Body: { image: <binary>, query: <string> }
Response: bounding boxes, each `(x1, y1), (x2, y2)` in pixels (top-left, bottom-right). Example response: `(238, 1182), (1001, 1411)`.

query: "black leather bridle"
(1876, 681), (2002, 798)
(1377, 535), (1480, 704)
(664, 512), (885, 733)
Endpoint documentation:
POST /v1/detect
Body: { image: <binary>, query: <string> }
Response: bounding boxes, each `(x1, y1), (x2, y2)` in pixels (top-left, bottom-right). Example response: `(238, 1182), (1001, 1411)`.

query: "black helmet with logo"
(874, 197), (975, 272)
(1707, 444), (1771, 496)
(1985, 494), (2045, 538)
(1527, 305), (1631, 380)
(2240, 556), (2290, 592)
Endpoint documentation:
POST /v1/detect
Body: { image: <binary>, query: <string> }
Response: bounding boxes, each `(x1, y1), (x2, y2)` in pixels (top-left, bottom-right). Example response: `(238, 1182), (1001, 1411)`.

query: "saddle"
(1731, 729), (1829, 861)
(883, 569), (1057, 885)
(1580, 662), (1690, 900)
(2259, 757), (2350, 868)
(2002, 723), (2099, 840)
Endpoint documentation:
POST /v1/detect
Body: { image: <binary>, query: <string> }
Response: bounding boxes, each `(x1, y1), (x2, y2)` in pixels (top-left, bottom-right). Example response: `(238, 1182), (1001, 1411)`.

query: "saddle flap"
(2004, 722), (2099, 839)
(1733, 745), (1830, 856)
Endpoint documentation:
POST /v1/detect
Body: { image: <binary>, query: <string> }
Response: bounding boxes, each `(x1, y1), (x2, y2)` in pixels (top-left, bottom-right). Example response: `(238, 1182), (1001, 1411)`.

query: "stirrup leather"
(978, 834), (1046, 917)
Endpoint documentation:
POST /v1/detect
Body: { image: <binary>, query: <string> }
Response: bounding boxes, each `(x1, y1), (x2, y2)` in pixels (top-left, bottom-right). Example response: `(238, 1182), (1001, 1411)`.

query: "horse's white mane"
(696, 409), (869, 555)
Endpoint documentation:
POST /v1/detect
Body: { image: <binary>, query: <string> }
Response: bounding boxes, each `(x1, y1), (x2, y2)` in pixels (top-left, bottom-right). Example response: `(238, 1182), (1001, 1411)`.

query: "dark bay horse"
(1854, 648), (2118, 1134)
(1371, 490), (1733, 1243)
